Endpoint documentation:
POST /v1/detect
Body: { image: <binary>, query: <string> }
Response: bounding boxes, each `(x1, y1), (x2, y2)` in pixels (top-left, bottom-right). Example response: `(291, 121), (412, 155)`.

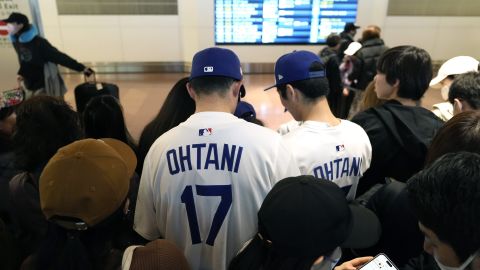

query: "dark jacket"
(351, 38), (387, 90)
(401, 252), (439, 270)
(8, 168), (47, 257)
(11, 25), (85, 90)
(351, 100), (444, 196)
(319, 47), (343, 117)
(0, 150), (18, 219)
(360, 181), (424, 267)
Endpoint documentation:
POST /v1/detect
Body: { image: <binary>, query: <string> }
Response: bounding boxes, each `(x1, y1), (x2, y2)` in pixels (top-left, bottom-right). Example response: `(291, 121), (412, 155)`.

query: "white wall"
(35, 0), (480, 65)
(39, 0), (182, 62)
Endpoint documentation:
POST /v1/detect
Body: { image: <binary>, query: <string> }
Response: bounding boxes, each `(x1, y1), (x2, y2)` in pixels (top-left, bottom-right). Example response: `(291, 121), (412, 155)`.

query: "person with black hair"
(448, 71), (480, 115)
(360, 110), (480, 268)
(429, 56), (479, 121)
(351, 46), (443, 197)
(136, 77), (195, 175)
(21, 138), (137, 270)
(1, 12), (93, 98)
(8, 96), (82, 259)
(134, 47), (299, 270)
(83, 95), (137, 154)
(407, 152), (480, 270)
(265, 50), (371, 201)
(82, 95), (141, 238)
(319, 33), (343, 117)
(228, 175), (381, 270)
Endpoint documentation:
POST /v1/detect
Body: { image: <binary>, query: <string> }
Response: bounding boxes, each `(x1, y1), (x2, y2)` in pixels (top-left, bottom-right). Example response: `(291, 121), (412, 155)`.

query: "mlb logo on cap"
(204, 66), (214, 72)
(190, 47), (243, 80)
(265, 50), (326, 90)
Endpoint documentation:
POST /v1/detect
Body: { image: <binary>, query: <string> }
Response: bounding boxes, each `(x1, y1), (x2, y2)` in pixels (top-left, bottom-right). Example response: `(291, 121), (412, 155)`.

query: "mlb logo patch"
(204, 66), (214, 72)
(199, 128), (213, 136)
(336, 144), (345, 152)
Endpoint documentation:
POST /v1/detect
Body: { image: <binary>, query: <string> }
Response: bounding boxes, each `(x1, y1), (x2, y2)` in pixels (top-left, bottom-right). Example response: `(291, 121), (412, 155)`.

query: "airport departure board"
(215, 0), (358, 44)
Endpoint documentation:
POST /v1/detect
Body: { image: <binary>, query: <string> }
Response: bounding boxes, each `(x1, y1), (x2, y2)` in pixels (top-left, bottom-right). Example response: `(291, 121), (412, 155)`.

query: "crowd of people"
(1, 12), (480, 270)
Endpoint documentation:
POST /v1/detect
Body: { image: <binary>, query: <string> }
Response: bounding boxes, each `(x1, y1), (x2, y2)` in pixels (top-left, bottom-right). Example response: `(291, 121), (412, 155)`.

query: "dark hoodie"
(10, 25), (85, 90)
(351, 100), (444, 196)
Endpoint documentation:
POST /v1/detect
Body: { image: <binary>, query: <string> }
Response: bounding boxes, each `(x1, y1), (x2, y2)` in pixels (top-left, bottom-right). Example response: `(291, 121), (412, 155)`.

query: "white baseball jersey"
(134, 112), (300, 270)
(281, 120), (371, 200)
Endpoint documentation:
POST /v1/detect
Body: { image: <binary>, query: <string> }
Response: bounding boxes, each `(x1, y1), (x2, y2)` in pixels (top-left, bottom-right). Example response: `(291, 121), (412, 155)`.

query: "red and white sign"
(0, 21), (8, 36)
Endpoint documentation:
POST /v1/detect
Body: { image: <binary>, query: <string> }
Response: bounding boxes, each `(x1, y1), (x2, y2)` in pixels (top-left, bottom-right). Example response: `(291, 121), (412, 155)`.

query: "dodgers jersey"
(281, 120), (371, 200)
(134, 112), (300, 270)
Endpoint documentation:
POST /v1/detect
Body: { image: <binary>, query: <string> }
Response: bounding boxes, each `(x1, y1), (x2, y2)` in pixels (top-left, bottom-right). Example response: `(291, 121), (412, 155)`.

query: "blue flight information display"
(215, 0), (358, 44)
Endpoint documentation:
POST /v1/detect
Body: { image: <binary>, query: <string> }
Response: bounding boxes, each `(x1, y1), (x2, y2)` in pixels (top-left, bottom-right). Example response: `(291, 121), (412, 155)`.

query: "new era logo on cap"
(265, 50), (326, 90)
(190, 47), (242, 80)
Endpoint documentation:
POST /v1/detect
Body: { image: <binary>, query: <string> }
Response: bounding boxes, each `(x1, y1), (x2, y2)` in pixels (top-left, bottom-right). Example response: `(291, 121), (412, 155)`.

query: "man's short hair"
(448, 71), (480, 109)
(361, 28), (380, 41)
(277, 61), (330, 100)
(326, 33), (341, 47)
(377, 46), (432, 100)
(189, 76), (237, 96)
(407, 152), (480, 261)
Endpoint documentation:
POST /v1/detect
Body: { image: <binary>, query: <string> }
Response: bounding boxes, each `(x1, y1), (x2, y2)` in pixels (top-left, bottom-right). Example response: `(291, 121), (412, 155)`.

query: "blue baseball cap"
(234, 101), (256, 119)
(265, 50), (326, 90)
(190, 47), (243, 81)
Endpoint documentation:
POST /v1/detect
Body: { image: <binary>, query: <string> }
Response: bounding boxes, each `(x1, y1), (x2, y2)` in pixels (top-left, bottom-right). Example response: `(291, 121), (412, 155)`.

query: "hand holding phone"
(357, 254), (398, 270)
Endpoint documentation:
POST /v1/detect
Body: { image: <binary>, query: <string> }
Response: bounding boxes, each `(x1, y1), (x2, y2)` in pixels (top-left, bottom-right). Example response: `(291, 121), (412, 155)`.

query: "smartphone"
(358, 254), (398, 270)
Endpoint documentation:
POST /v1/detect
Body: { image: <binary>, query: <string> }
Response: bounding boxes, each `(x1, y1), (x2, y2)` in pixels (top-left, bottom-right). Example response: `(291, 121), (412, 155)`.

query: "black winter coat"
(351, 38), (387, 90)
(12, 25), (85, 90)
(351, 100), (444, 195)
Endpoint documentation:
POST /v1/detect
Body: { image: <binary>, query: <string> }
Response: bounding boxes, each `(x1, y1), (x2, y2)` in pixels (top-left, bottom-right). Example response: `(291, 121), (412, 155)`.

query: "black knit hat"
(258, 175), (381, 258)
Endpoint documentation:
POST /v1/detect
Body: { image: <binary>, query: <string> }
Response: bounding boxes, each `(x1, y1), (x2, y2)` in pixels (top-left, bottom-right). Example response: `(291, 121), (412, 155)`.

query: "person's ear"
(186, 82), (197, 100)
(232, 81), (242, 99)
(391, 79), (400, 89)
(286, 84), (297, 101)
(453, 98), (463, 115)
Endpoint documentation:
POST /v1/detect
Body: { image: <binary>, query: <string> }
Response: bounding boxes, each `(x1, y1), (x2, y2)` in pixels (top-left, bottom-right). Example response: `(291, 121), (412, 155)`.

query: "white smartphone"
(358, 254), (398, 270)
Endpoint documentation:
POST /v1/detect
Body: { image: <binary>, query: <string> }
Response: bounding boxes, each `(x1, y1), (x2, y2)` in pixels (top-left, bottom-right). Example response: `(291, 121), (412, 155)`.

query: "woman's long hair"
(82, 95), (136, 152)
(13, 96), (82, 171)
(136, 77), (195, 174)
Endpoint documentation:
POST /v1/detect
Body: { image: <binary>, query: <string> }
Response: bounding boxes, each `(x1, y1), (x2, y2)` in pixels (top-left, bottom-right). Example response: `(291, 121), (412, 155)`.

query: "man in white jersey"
(134, 47), (300, 270)
(265, 50), (371, 200)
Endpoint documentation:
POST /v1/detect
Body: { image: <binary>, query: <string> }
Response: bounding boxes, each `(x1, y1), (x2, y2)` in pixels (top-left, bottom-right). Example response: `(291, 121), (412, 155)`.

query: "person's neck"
(301, 98), (340, 126)
(194, 95), (234, 114)
(393, 97), (420, 107)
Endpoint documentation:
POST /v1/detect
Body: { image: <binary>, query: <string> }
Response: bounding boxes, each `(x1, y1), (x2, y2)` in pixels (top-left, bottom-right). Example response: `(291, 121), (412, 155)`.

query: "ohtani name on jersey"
(166, 143), (244, 175)
(313, 157), (363, 180)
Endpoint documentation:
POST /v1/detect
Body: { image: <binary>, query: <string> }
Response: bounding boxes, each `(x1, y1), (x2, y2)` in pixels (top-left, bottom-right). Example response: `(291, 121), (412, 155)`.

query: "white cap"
(344, 42), (362, 56)
(430, 56), (479, 86)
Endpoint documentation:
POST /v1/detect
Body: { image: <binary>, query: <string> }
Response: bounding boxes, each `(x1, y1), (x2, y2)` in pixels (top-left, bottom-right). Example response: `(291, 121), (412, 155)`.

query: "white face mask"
(6, 23), (20, 35)
(441, 85), (450, 101)
(434, 253), (476, 270)
(311, 247), (342, 270)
